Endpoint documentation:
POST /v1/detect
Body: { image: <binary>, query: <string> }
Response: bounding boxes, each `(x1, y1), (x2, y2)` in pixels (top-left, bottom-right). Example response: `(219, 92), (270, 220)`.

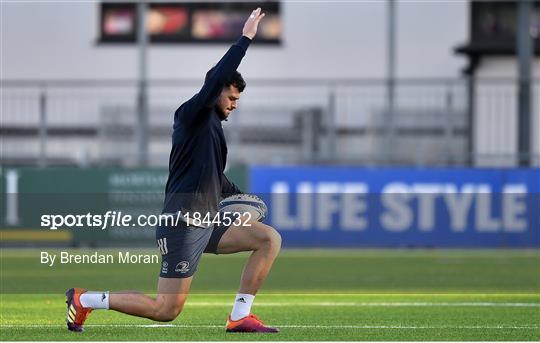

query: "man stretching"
(65, 8), (281, 333)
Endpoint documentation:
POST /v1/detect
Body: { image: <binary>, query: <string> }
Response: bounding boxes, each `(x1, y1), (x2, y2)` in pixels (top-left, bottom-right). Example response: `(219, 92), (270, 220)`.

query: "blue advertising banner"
(250, 167), (540, 248)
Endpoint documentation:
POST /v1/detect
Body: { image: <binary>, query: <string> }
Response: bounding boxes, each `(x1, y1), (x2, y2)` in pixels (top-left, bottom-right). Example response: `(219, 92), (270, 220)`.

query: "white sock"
(79, 291), (109, 310)
(230, 293), (255, 321)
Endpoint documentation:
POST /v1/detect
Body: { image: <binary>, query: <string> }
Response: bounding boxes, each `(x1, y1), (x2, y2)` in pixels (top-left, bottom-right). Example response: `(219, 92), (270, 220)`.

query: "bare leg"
(216, 221), (281, 294)
(108, 276), (192, 322)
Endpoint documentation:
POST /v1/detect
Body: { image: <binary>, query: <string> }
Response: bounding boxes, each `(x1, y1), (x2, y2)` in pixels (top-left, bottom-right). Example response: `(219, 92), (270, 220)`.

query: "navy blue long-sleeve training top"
(162, 36), (250, 217)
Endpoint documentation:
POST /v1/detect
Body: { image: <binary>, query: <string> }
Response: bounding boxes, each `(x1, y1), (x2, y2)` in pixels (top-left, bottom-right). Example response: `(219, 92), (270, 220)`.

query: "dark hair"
(205, 67), (246, 92)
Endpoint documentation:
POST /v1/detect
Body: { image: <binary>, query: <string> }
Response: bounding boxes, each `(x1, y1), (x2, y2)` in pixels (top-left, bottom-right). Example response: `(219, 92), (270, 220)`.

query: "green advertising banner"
(1, 165), (247, 246)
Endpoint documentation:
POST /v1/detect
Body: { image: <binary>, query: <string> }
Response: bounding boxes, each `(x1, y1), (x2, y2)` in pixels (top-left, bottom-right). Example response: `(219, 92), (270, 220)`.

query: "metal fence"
(1, 78), (539, 167)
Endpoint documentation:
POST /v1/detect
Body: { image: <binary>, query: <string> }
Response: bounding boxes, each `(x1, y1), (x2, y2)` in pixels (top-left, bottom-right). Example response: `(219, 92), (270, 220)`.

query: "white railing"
(1, 78), (538, 167)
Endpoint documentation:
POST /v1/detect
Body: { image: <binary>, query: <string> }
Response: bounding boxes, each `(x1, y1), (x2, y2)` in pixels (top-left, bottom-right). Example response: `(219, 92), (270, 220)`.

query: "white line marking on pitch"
(1, 324), (539, 330)
(90, 324), (540, 330)
(182, 302), (540, 307)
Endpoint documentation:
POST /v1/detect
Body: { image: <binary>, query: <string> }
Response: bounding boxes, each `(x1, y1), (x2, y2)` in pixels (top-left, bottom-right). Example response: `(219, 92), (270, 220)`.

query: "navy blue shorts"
(155, 221), (230, 278)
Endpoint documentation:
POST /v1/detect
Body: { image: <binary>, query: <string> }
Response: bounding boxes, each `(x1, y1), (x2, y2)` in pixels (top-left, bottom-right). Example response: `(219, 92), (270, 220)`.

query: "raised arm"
(177, 8), (265, 126)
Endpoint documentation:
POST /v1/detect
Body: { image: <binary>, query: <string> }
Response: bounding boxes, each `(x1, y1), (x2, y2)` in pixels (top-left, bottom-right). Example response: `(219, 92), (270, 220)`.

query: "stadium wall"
(1, 1), (467, 79)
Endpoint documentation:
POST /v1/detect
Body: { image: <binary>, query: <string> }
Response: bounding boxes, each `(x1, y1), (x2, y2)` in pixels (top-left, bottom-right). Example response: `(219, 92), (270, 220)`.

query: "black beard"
(215, 105), (228, 121)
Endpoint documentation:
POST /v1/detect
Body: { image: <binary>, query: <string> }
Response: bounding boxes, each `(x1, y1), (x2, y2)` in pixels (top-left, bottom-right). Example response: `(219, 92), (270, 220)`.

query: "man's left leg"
(209, 220), (281, 332)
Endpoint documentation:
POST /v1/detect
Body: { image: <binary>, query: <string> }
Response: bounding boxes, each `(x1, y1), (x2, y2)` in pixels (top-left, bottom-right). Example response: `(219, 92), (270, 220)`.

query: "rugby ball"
(219, 194), (268, 222)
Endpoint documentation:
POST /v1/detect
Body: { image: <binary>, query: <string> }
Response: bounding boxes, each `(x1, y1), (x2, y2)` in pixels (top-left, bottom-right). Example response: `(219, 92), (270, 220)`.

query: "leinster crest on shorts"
(175, 261), (190, 273)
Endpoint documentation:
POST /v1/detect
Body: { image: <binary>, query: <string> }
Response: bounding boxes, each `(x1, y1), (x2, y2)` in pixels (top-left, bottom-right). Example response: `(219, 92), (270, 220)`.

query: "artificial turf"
(1, 249), (539, 340)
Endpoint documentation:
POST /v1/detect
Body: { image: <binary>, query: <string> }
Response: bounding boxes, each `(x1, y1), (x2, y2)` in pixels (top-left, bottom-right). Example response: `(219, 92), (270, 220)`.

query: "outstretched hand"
(242, 8), (265, 40)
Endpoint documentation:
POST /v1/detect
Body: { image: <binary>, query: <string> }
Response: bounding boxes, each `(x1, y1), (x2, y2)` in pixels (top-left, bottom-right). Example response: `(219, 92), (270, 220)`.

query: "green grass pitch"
(1, 249), (539, 341)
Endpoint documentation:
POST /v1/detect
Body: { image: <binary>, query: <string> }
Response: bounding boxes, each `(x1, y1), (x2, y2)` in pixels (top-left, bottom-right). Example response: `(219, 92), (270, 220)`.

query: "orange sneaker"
(226, 313), (279, 333)
(65, 288), (93, 332)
